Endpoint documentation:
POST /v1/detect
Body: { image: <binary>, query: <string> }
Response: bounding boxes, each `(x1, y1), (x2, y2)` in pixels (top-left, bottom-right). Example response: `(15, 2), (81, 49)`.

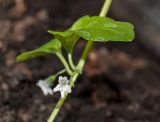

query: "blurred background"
(0, 0), (160, 122)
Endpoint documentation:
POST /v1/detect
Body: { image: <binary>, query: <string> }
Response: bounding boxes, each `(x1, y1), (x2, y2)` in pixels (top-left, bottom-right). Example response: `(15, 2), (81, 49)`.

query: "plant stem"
(76, 40), (93, 73)
(68, 53), (76, 70)
(48, 95), (68, 122)
(56, 52), (73, 76)
(55, 69), (66, 76)
(77, 0), (112, 72)
(99, 0), (112, 17)
(48, 0), (112, 121)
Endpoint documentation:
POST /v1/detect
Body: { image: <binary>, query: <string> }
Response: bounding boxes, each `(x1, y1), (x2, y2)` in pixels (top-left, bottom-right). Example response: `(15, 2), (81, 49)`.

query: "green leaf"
(71, 16), (135, 41)
(48, 16), (90, 53)
(16, 38), (61, 62)
(48, 30), (79, 53)
(48, 16), (135, 52)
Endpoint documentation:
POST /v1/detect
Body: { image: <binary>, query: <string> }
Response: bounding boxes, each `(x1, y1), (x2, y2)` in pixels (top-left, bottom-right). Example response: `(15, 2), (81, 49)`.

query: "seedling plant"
(16, 0), (135, 121)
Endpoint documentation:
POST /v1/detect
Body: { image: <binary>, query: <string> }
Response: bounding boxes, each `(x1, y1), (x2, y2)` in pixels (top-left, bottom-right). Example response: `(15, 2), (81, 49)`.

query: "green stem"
(77, 0), (112, 73)
(68, 53), (76, 70)
(76, 40), (93, 73)
(69, 72), (79, 87)
(55, 69), (66, 77)
(48, 95), (68, 122)
(99, 0), (112, 17)
(56, 52), (73, 76)
(48, 0), (113, 121)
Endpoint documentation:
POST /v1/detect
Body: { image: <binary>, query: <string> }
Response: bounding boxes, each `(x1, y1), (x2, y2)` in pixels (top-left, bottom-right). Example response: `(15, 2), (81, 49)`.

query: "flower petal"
(36, 79), (53, 95)
(53, 84), (62, 92)
(58, 76), (69, 84)
(63, 77), (68, 82)
(58, 76), (63, 82)
(64, 85), (71, 93)
(43, 88), (53, 95)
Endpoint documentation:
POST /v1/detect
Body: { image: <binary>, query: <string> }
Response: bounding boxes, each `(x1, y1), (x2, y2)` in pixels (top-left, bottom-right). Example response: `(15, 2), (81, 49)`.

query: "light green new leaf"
(48, 16), (135, 53)
(16, 38), (61, 62)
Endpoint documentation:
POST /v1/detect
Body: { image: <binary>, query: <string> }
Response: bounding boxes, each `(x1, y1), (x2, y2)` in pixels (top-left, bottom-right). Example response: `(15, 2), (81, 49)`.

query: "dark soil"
(0, 0), (160, 122)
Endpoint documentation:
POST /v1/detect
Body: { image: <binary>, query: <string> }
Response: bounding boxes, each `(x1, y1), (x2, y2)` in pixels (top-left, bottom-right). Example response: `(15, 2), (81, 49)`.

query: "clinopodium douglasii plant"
(16, 0), (135, 121)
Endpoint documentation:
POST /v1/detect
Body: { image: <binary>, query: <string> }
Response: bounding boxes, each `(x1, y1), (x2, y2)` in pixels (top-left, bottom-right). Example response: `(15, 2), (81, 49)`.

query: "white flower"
(53, 76), (71, 98)
(36, 79), (53, 95)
